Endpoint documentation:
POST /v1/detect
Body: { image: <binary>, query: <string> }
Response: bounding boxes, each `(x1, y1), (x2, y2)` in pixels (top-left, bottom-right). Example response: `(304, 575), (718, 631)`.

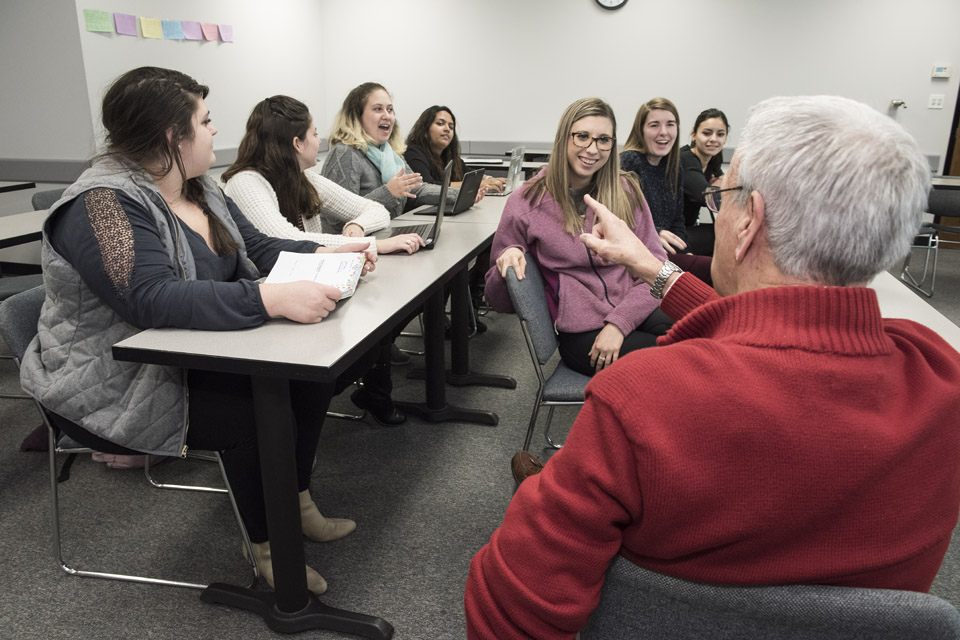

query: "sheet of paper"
(114, 13), (138, 36)
(201, 22), (219, 40)
(182, 20), (202, 40)
(140, 17), (163, 39)
(218, 24), (234, 42)
(83, 9), (113, 32)
(162, 20), (185, 40)
(265, 252), (365, 299)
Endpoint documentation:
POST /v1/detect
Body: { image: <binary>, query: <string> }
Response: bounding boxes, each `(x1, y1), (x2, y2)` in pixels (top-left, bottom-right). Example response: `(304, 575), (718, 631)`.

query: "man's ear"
(734, 190), (765, 262)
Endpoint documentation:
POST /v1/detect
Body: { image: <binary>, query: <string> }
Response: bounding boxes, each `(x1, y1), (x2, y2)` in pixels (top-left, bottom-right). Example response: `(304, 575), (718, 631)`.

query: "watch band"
(650, 261), (683, 299)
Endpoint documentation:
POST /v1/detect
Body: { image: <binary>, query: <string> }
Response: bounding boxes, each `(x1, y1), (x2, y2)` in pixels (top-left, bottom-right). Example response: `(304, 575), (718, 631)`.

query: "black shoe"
(350, 389), (406, 427)
(390, 344), (411, 365)
(473, 318), (487, 334)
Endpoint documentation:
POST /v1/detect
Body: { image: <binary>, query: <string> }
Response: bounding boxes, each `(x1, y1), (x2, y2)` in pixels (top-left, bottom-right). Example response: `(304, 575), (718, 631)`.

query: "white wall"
(73, 0), (327, 154)
(1, 0), (959, 169)
(0, 0), (93, 161)
(317, 0), (960, 171)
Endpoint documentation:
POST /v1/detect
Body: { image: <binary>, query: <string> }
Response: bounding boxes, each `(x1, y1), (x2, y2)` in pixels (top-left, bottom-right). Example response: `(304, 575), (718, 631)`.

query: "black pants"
(557, 308), (672, 377)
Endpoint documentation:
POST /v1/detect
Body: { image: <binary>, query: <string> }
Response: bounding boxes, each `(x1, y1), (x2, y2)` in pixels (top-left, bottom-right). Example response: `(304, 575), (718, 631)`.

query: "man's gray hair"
(733, 96), (931, 286)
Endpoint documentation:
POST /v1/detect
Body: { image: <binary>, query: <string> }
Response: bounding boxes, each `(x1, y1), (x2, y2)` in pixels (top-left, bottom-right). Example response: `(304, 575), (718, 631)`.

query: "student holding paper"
(19, 67), (370, 596)
(223, 95), (418, 422)
(321, 82), (456, 220)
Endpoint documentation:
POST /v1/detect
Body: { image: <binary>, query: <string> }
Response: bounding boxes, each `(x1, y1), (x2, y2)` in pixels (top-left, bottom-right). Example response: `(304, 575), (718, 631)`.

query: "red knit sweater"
(466, 274), (960, 639)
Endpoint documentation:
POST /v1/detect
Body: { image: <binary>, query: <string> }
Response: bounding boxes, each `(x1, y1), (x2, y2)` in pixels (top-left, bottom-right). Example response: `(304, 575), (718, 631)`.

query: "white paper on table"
(264, 251), (366, 298)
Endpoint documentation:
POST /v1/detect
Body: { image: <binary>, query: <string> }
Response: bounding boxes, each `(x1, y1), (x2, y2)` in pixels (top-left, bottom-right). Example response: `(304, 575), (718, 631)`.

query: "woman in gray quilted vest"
(19, 66), (365, 596)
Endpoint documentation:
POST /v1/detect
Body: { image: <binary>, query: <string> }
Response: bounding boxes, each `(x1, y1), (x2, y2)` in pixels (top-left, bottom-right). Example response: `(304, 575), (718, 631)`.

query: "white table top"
(0, 209), (47, 248)
(932, 175), (960, 190)
(396, 191), (507, 227)
(113, 221), (498, 380)
(869, 271), (960, 350)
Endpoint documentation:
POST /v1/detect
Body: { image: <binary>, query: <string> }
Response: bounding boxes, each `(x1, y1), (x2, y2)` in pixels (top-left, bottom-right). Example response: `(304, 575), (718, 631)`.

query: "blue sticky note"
(162, 20), (185, 40)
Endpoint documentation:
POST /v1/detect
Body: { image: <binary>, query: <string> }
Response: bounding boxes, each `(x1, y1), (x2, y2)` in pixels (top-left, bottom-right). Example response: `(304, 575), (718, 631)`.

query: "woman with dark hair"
(620, 98), (686, 255)
(485, 98), (670, 376)
(223, 95), (419, 424)
(19, 67), (370, 596)
(621, 98), (713, 281)
(320, 82), (456, 222)
(679, 108), (730, 256)
(404, 105), (505, 193)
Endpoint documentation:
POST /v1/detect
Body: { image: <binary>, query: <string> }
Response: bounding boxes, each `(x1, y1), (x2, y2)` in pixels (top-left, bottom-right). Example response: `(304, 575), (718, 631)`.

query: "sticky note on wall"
(201, 22), (219, 41)
(139, 17), (163, 39)
(114, 13), (138, 36)
(182, 21), (203, 40)
(218, 24), (233, 42)
(162, 20), (185, 40)
(83, 9), (113, 32)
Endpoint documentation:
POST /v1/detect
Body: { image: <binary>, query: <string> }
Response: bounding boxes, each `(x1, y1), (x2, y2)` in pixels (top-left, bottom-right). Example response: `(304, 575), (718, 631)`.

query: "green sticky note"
(83, 9), (113, 33)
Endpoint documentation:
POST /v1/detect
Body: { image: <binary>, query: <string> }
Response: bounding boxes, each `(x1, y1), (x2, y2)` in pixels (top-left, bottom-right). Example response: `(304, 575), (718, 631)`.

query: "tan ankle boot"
(299, 490), (357, 543)
(242, 541), (327, 595)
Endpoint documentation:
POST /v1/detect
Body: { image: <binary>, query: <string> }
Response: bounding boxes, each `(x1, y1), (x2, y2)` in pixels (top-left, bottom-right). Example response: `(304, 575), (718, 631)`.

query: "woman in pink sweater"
(484, 97), (669, 376)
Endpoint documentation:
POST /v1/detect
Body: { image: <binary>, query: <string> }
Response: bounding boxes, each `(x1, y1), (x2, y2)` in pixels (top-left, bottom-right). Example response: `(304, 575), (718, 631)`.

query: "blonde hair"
(525, 97), (643, 234)
(328, 82), (406, 154)
(623, 97), (681, 192)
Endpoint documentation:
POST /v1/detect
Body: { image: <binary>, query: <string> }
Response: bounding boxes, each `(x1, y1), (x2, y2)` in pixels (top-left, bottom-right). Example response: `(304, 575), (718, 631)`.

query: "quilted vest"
(19, 158), (259, 456)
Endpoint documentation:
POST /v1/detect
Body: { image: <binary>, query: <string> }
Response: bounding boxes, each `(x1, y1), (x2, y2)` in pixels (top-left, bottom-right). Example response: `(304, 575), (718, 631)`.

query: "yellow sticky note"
(139, 16), (163, 39)
(83, 9), (113, 32)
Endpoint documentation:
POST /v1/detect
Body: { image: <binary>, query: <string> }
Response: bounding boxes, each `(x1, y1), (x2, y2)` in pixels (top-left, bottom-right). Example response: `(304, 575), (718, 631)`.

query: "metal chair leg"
(544, 406), (564, 449)
(901, 234), (939, 297)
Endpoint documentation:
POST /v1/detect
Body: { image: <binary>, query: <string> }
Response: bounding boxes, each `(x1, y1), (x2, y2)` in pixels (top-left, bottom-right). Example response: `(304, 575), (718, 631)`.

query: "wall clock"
(596, 0), (628, 10)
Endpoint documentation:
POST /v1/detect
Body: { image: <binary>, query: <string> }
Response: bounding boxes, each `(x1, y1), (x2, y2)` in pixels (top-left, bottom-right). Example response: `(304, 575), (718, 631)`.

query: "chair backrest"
(928, 188), (960, 220)
(31, 188), (66, 211)
(580, 555), (960, 640)
(0, 285), (45, 361)
(504, 253), (557, 365)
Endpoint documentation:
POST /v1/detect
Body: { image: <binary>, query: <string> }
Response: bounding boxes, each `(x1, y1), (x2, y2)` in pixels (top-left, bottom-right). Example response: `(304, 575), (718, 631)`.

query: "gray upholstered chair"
(30, 187), (65, 211)
(505, 254), (590, 452)
(901, 188), (960, 297)
(580, 555), (960, 639)
(0, 286), (257, 590)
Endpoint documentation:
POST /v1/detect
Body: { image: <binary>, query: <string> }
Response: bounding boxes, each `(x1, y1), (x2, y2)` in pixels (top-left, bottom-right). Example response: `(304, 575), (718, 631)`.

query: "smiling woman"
(320, 82), (457, 223)
(484, 97), (672, 377)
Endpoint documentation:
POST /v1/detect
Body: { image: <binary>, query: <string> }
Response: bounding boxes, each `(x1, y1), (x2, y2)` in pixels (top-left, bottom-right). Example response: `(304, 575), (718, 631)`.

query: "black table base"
(201, 583), (394, 638)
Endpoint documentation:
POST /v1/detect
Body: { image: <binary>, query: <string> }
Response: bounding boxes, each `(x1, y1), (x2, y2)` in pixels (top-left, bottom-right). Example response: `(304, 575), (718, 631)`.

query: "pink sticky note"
(182, 21), (202, 40)
(218, 24), (233, 42)
(201, 22), (218, 41)
(114, 13), (138, 36)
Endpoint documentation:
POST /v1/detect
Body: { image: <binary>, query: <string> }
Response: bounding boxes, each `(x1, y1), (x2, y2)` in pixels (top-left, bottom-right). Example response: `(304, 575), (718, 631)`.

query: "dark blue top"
(49, 188), (319, 331)
(620, 150), (686, 241)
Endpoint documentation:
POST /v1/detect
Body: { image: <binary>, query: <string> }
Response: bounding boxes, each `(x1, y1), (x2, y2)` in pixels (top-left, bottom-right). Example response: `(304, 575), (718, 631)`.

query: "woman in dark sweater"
(621, 98), (711, 282)
(679, 108), (730, 256)
(404, 105), (505, 193)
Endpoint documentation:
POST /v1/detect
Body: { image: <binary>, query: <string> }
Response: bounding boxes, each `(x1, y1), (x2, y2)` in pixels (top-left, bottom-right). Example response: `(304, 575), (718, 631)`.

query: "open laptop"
(388, 160), (451, 250)
(485, 146), (525, 197)
(406, 167), (483, 216)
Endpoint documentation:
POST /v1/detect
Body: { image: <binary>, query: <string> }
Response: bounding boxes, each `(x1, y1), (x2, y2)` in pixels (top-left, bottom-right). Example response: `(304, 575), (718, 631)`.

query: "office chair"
(901, 188), (960, 297)
(30, 187), (65, 211)
(0, 285), (257, 590)
(580, 555), (960, 639)
(504, 255), (590, 454)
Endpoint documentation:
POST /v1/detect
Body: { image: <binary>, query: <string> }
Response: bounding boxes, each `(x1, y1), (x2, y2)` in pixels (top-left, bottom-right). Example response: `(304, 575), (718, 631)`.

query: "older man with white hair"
(465, 96), (960, 640)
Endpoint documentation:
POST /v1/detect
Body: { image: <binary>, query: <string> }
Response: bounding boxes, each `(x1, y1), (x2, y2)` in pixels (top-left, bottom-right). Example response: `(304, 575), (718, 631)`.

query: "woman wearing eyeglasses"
(679, 108), (730, 256)
(484, 98), (670, 376)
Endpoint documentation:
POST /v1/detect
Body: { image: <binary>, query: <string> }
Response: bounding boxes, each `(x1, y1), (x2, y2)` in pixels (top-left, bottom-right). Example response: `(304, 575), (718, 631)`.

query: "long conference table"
(109, 191), (960, 637)
(111, 195), (512, 638)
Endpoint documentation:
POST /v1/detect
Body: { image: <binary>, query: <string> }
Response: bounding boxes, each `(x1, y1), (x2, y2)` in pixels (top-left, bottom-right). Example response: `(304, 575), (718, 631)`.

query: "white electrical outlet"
(929, 94), (945, 109)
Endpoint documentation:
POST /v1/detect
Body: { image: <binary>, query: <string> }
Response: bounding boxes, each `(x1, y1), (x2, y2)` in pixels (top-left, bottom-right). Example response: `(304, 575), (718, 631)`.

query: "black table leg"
(201, 376), (394, 639)
(397, 284), (499, 425)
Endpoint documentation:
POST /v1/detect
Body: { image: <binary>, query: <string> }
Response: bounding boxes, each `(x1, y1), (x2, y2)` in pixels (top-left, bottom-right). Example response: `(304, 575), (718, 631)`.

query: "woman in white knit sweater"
(222, 96), (424, 255)
(223, 95), (419, 425)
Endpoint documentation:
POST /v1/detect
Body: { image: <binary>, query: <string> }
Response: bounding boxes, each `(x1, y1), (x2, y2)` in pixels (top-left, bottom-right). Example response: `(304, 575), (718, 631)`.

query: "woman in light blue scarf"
(321, 82), (456, 223)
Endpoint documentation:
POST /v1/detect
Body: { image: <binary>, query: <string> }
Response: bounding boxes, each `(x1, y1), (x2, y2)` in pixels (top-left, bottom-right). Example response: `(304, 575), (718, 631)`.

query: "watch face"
(596, 0), (627, 9)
